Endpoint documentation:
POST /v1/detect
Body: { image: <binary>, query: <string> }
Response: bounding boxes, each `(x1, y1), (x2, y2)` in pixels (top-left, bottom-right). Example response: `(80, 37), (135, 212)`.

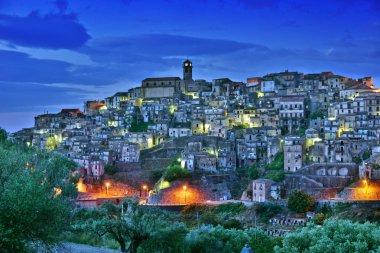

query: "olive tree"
(275, 219), (380, 253)
(0, 139), (77, 252)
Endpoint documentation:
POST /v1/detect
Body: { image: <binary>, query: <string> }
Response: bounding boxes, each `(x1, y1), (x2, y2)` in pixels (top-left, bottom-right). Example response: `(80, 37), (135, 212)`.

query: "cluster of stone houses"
(13, 60), (380, 199)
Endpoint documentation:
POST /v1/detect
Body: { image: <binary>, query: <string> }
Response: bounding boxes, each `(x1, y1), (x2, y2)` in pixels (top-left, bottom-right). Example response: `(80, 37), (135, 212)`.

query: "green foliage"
(264, 170), (285, 182)
(255, 203), (283, 223)
(319, 203), (332, 215)
(363, 150), (372, 160)
(164, 160), (191, 182)
(214, 203), (246, 215)
(185, 225), (279, 253)
(45, 136), (60, 151)
(105, 164), (118, 175)
(311, 213), (326, 225)
(275, 220), (380, 253)
(248, 166), (260, 180)
(0, 128), (7, 142)
(333, 202), (353, 213)
(266, 152), (284, 170)
(0, 140), (77, 252)
(287, 191), (315, 213)
(129, 116), (150, 132)
(372, 163), (380, 170)
(234, 123), (250, 129)
(150, 169), (165, 182)
(310, 110), (326, 120)
(280, 126), (288, 136)
(74, 198), (188, 253)
(296, 127), (306, 136)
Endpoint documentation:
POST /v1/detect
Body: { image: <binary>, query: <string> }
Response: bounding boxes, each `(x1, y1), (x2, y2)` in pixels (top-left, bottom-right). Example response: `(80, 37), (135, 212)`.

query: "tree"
(75, 198), (187, 253)
(164, 159), (190, 182)
(185, 225), (279, 253)
(266, 152), (284, 171)
(248, 166), (259, 180)
(105, 164), (118, 175)
(275, 220), (380, 253)
(0, 141), (77, 252)
(287, 191), (315, 213)
(45, 136), (60, 151)
(0, 128), (7, 142)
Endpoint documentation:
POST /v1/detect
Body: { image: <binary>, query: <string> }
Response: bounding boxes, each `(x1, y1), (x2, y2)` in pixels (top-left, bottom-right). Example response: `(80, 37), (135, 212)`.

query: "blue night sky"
(0, 0), (379, 132)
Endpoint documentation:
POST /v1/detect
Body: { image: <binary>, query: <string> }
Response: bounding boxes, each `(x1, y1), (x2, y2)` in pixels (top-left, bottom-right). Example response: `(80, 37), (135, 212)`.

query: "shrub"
(214, 203), (246, 215)
(248, 166), (260, 180)
(266, 152), (284, 170)
(264, 170), (285, 182)
(275, 220), (380, 253)
(255, 203), (283, 223)
(104, 164), (117, 175)
(287, 191), (315, 213)
(165, 164), (191, 182)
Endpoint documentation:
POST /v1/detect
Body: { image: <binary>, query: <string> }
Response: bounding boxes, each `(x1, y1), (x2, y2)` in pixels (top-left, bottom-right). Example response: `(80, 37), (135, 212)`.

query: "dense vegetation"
(129, 116), (150, 132)
(163, 159), (191, 182)
(0, 128), (78, 252)
(287, 191), (315, 213)
(275, 220), (380, 253)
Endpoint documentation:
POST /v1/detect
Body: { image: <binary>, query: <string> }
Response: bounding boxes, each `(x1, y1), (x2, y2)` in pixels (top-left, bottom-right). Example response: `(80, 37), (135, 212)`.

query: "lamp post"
(143, 184), (148, 197)
(105, 182), (110, 195)
(183, 185), (187, 204)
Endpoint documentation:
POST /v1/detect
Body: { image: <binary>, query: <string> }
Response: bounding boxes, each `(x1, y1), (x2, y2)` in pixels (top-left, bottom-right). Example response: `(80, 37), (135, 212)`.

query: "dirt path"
(52, 242), (120, 253)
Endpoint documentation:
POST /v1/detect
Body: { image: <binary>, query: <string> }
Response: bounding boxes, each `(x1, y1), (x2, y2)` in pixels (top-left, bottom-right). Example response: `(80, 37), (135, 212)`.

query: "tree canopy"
(74, 197), (188, 253)
(275, 219), (380, 253)
(0, 138), (78, 252)
(287, 191), (315, 213)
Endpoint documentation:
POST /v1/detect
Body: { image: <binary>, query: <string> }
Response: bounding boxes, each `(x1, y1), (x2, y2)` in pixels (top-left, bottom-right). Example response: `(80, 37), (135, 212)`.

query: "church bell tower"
(183, 59), (193, 82)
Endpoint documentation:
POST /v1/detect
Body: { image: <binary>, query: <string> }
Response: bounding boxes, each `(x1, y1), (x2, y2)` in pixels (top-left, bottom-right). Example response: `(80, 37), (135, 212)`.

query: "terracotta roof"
(143, 77), (181, 81)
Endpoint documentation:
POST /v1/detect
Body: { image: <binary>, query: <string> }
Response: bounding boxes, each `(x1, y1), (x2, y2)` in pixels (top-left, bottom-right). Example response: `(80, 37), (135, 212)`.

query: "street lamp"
(143, 184), (148, 197)
(183, 185), (187, 204)
(105, 182), (110, 195)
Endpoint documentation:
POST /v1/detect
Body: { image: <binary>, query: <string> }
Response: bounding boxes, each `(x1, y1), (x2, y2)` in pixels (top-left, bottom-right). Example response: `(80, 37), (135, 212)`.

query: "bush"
(310, 110), (326, 120)
(248, 166), (260, 180)
(185, 225), (279, 253)
(287, 191), (315, 213)
(0, 128), (7, 142)
(264, 170), (285, 182)
(165, 164), (191, 182)
(275, 220), (380, 253)
(214, 203), (246, 215)
(104, 164), (117, 175)
(266, 152), (284, 171)
(255, 203), (283, 223)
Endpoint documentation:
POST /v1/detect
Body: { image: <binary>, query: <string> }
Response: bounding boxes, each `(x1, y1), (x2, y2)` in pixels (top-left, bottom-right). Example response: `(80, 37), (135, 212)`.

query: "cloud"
(54, 0), (69, 13)
(0, 11), (90, 49)
(83, 34), (264, 58)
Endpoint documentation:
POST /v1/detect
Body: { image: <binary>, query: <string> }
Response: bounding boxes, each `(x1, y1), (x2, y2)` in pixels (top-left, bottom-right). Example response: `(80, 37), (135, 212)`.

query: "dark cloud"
(0, 11), (90, 49)
(0, 50), (71, 83)
(0, 49), (120, 85)
(83, 34), (266, 59)
(54, 0), (69, 13)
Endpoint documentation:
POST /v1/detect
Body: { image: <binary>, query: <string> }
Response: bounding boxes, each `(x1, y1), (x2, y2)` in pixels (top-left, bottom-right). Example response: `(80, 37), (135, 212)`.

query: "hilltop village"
(13, 60), (380, 203)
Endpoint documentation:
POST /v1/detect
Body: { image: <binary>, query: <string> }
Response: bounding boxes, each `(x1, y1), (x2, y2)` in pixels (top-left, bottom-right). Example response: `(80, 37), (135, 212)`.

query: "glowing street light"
(183, 185), (187, 204)
(105, 182), (110, 195)
(142, 184), (148, 197)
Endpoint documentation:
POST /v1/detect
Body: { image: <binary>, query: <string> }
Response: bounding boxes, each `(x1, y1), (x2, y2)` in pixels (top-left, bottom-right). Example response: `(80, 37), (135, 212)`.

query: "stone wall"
(284, 162), (358, 197)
